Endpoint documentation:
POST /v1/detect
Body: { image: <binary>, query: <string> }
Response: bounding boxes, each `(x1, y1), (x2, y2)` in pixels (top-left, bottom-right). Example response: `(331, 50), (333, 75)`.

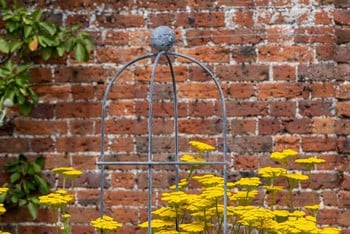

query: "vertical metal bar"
(100, 53), (156, 216)
(165, 55), (179, 189)
(147, 51), (165, 234)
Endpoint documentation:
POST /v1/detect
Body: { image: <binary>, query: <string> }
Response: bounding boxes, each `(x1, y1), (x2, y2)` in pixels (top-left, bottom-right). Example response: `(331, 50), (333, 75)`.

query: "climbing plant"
(0, 0), (93, 125)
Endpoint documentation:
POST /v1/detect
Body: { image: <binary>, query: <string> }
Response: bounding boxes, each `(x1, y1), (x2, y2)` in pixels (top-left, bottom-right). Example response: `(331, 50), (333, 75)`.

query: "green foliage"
(3, 154), (51, 220)
(0, 0), (93, 125)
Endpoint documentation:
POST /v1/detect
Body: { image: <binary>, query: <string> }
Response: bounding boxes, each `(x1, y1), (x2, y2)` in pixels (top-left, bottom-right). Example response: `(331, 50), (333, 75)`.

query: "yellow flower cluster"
(258, 167), (286, 178)
(189, 140), (215, 152)
(39, 189), (74, 208)
(270, 149), (298, 162)
(180, 154), (205, 163)
(0, 187), (8, 195)
(52, 167), (83, 179)
(90, 215), (122, 231)
(0, 203), (6, 215)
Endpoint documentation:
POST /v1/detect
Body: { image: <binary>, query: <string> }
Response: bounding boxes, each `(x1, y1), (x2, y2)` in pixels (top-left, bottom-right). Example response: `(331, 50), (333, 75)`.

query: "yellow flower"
(270, 149), (298, 162)
(295, 157), (326, 165)
(233, 177), (261, 189)
(193, 174), (224, 187)
(258, 167), (286, 178)
(152, 207), (177, 218)
(90, 215), (122, 231)
(62, 169), (83, 179)
(272, 209), (290, 218)
(138, 219), (173, 229)
(263, 185), (284, 192)
(169, 179), (188, 190)
(161, 191), (188, 205)
(230, 190), (259, 202)
(189, 141), (215, 152)
(52, 167), (74, 174)
(180, 154), (205, 163)
(180, 222), (205, 232)
(304, 204), (320, 212)
(62, 213), (71, 220)
(319, 227), (341, 234)
(0, 204), (6, 215)
(0, 187), (8, 195)
(283, 173), (309, 181)
(39, 190), (74, 208)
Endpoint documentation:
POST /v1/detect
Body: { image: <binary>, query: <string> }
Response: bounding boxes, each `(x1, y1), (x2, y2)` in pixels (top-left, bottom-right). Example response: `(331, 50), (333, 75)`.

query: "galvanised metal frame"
(97, 26), (228, 233)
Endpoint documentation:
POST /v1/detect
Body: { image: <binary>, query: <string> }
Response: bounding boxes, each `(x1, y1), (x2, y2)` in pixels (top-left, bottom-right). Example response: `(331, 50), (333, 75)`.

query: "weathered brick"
(257, 82), (308, 98)
(335, 45), (350, 63)
(96, 47), (149, 64)
(282, 118), (313, 134)
(271, 101), (296, 117)
(335, 119), (350, 135)
(273, 65), (296, 81)
(175, 12), (225, 28)
(56, 102), (101, 118)
(274, 136), (300, 152)
(234, 155), (259, 170)
(14, 119), (67, 135)
(337, 138), (350, 153)
(232, 10), (254, 27)
(335, 0), (350, 7)
(295, 27), (334, 43)
(302, 136), (337, 152)
(104, 30), (129, 46)
(230, 136), (272, 153)
(218, 0), (254, 7)
(311, 82), (335, 98)
(56, 136), (100, 152)
(336, 28), (350, 43)
(177, 46), (230, 63)
(258, 118), (282, 135)
(216, 64), (269, 81)
(29, 67), (52, 83)
(316, 44), (335, 61)
(212, 28), (265, 44)
(258, 45), (314, 62)
(227, 83), (255, 98)
(231, 119), (257, 134)
(337, 101), (350, 117)
(299, 64), (350, 81)
(226, 101), (269, 117)
(94, 14), (144, 28)
(315, 10), (334, 24)
(334, 9), (350, 25)
(54, 66), (116, 83)
(312, 117), (335, 134)
(299, 100), (333, 117)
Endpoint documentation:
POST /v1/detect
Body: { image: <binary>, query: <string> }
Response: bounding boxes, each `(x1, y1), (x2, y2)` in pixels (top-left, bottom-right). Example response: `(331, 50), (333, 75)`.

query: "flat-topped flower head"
(258, 167), (286, 178)
(283, 173), (309, 181)
(193, 174), (224, 187)
(52, 167), (74, 174)
(319, 227), (341, 234)
(138, 219), (173, 229)
(233, 177), (261, 189)
(263, 185), (284, 192)
(180, 154), (206, 163)
(295, 157), (326, 165)
(39, 190), (74, 208)
(62, 169), (83, 179)
(189, 140), (215, 153)
(305, 204), (320, 212)
(0, 187), (8, 195)
(270, 149), (298, 163)
(0, 203), (6, 215)
(230, 190), (259, 202)
(90, 215), (122, 232)
(180, 222), (205, 232)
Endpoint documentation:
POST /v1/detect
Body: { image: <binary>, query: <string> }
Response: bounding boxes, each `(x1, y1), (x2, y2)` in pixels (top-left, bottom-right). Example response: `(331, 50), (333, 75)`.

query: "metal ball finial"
(150, 26), (175, 52)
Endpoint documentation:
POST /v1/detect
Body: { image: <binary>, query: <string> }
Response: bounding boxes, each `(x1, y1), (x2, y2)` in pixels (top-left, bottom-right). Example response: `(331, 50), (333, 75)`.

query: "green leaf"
(73, 42), (87, 62)
(23, 25), (33, 38)
(18, 198), (27, 207)
(32, 9), (43, 22)
(0, 192), (7, 203)
(28, 202), (38, 220)
(34, 174), (50, 194)
(39, 22), (56, 36)
(56, 45), (65, 57)
(20, 101), (32, 115)
(41, 47), (52, 60)
(0, 38), (10, 53)
(9, 41), (24, 53)
(35, 156), (45, 169)
(10, 172), (21, 183)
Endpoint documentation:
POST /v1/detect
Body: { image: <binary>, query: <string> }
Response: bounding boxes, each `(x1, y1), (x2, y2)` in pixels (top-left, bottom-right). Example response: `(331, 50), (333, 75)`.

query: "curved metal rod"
(166, 51), (228, 233)
(99, 53), (157, 215)
(164, 55), (179, 190)
(147, 51), (165, 234)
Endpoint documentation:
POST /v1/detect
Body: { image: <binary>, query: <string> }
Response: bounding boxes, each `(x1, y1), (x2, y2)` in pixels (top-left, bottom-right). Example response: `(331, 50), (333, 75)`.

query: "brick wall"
(0, 0), (350, 233)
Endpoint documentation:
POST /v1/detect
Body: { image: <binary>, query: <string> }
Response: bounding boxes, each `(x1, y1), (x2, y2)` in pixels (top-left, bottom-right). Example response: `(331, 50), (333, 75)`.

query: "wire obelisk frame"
(97, 26), (228, 233)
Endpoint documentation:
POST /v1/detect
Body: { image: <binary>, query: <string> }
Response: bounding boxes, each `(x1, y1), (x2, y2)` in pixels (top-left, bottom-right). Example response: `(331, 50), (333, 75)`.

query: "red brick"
(234, 155), (259, 170)
(274, 136), (300, 152)
(316, 44), (335, 61)
(110, 137), (135, 152)
(29, 67), (52, 83)
(295, 27), (334, 43)
(258, 45), (314, 62)
(337, 102), (350, 117)
(134, 65), (188, 83)
(334, 9), (350, 25)
(188, 101), (216, 117)
(273, 65), (296, 81)
(212, 28), (265, 44)
(175, 12), (225, 28)
(312, 118), (335, 134)
(177, 46), (230, 63)
(255, 0), (292, 6)
(258, 118), (281, 135)
(227, 83), (255, 98)
(323, 191), (338, 207)
(218, 0), (254, 6)
(31, 138), (55, 152)
(335, 0), (350, 7)
(70, 119), (94, 135)
(271, 101), (296, 117)
(216, 64), (269, 81)
(302, 136), (337, 152)
(72, 155), (97, 170)
(299, 64), (350, 81)
(317, 209), (340, 226)
(335, 119), (350, 135)
(232, 10), (254, 27)
(336, 28), (350, 43)
(111, 172), (135, 189)
(33, 84), (71, 101)
(299, 100), (333, 117)
(230, 136), (272, 153)
(105, 190), (149, 206)
(55, 66), (116, 83)
(94, 14), (144, 28)
(56, 102), (101, 118)
(311, 82), (335, 98)
(232, 46), (257, 63)
(129, 30), (151, 47)
(56, 136), (100, 152)
(0, 138), (30, 153)
(179, 119), (222, 134)
(257, 82), (307, 98)
(97, 47), (149, 64)
(185, 29), (212, 46)
(14, 119), (67, 135)
(137, 0), (187, 10)
(335, 45), (350, 63)
(302, 172), (341, 189)
(266, 26), (293, 44)
(337, 138), (350, 153)
(315, 10), (334, 24)
(227, 101), (269, 117)
(104, 30), (129, 46)
(178, 83), (221, 98)
(231, 119), (257, 134)
(282, 118), (313, 134)
(66, 14), (89, 27)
